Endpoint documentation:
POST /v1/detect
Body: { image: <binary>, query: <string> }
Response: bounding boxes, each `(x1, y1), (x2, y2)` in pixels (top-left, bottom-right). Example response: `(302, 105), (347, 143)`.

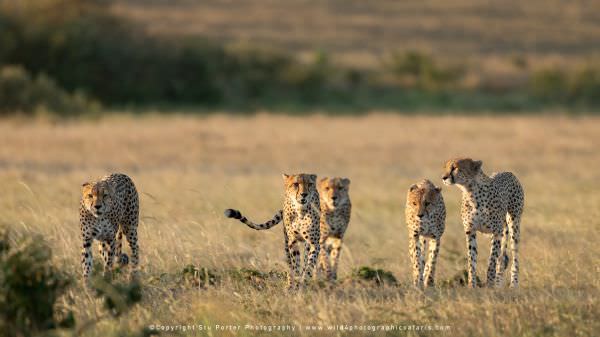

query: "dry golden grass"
(0, 114), (599, 336)
(115, 0), (600, 68)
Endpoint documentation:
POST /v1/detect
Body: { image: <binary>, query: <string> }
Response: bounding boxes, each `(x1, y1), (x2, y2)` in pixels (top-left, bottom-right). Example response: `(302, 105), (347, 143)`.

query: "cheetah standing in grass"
(225, 173), (320, 290)
(317, 177), (351, 281)
(442, 158), (524, 288)
(405, 179), (446, 288)
(80, 173), (140, 282)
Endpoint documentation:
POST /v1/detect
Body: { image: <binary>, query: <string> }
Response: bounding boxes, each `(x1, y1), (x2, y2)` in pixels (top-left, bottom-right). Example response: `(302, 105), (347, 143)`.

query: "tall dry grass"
(0, 114), (598, 336)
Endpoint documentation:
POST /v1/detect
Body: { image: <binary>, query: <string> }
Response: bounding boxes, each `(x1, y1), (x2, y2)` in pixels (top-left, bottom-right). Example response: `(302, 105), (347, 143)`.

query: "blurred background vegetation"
(0, 0), (599, 116)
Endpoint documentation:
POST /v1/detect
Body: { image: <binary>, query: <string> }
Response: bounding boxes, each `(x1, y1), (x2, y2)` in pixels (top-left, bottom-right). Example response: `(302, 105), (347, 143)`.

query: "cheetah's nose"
(300, 192), (308, 198)
(331, 196), (338, 200)
(417, 214), (424, 218)
(94, 205), (102, 210)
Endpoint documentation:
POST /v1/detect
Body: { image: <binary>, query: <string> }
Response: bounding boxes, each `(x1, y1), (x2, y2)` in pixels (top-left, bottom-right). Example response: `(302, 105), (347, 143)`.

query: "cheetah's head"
(407, 179), (441, 220)
(283, 173), (318, 209)
(442, 158), (482, 187)
(318, 177), (350, 210)
(81, 180), (116, 218)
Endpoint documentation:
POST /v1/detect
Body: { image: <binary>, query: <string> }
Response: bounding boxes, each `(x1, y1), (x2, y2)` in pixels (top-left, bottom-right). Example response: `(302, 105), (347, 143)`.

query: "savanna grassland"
(0, 114), (598, 336)
(116, 0), (600, 68)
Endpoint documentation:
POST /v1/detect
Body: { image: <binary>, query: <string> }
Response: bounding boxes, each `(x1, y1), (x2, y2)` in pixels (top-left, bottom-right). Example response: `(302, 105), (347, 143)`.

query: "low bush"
(348, 266), (398, 287)
(530, 68), (569, 101)
(0, 65), (98, 115)
(0, 227), (146, 337)
(0, 228), (72, 336)
(384, 50), (464, 92)
(529, 65), (600, 105)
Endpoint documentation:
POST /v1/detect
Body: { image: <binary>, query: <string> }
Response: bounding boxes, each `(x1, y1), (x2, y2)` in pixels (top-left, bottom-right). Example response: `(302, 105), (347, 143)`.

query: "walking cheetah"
(442, 158), (524, 288)
(80, 173), (140, 282)
(405, 179), (445, 288)
(225, 173), (320, 289)
(317, 177), (351, 281)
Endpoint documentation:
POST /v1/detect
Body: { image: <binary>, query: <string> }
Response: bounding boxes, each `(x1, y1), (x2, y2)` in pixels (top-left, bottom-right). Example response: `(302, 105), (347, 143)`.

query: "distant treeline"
(1, 0), (599, 115)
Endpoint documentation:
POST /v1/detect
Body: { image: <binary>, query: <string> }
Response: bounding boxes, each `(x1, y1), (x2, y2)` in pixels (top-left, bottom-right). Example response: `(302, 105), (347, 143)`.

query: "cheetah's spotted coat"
(225, 173), (321, 289)
(317, 177), (351, 281)
(405, 179), (446, 288)
(442, 158), (524, 288)
(79, 173), (140, 282)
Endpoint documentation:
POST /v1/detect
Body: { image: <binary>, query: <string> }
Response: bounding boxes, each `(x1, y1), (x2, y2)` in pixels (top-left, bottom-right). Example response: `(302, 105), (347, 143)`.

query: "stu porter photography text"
(147, 323), (452, 333)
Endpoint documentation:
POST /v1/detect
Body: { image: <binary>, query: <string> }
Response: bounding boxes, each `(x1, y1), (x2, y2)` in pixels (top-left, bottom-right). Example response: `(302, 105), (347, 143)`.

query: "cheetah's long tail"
(224, 208), (283, 230)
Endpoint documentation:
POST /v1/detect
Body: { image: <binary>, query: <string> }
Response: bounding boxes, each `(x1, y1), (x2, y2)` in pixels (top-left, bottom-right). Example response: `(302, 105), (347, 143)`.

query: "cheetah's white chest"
(94, 218), (115, 241)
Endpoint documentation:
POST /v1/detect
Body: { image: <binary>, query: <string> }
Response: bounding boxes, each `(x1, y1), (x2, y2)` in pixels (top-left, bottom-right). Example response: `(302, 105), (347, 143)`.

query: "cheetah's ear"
(82, 182), (90, 188)
(409, 184), (418, 192)
(434, 186), (442, 193)
(472, 160), (483, 171)
(341, 178), (350, 187)
(282, 173), (290, 181)
(308, 174), (317, 183)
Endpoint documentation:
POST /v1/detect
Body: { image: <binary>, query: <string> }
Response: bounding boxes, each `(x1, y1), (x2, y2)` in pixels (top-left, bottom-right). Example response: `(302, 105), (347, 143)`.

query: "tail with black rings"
(224, 208), (283, 230)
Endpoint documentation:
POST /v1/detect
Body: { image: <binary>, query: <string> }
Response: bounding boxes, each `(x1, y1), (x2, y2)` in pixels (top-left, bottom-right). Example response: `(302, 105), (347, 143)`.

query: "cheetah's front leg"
(285, 233), (301, 290)
(81, 236), (93, 282)
(465, 231), (478, 288)
(301, 239), (320, 286)
(317, 236), (332, 280)
(495, 224), (510, 287)
(408, 232), (424, 288)
(328, 238), (342, 281)
(423, 238), (441, 287)
(487, 232), (502, 287)
(102, 238), (117, 280)
(123, 228), (140, 281)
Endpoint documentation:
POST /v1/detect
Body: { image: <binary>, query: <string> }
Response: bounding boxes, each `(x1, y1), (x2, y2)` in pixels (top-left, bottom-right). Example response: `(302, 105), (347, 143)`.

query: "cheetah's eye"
(87, 194), (93, 198)
(293, 183), (299, 188)
(425, 202), (430, 207)
(325, 187), (330, 191)
(413, 202), (417, 206)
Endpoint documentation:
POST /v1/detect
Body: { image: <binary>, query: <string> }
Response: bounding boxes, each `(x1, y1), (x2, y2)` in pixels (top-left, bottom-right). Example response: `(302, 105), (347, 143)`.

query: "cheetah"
(317, 177), (351, 281)
(225, 173), (320, 290)
(405, 179), (446, 288)
(80, 173), (140, 282)
(442, 158), (524, 288)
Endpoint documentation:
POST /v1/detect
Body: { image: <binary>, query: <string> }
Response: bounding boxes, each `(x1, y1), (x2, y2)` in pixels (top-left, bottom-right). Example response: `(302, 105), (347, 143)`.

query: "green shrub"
(530, 68), (568, 101)
(0, 0), (224, 105)
(385, 50), (464, 91)
(0, 65), (98, 115)
(568, 66), (600, 104)
(350, 266), (398, 287)
(0, 228), (73, 337)
(91, 278), (143, 317)
(529, 65), (600, 105)
(0, 226), (148, 336)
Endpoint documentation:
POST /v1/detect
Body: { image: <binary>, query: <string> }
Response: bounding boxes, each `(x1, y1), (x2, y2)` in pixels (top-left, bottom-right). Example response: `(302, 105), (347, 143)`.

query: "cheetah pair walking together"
(225, 175), (351, 290)
(406, 158), (524, 289)
(78, 158), (523, 291)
